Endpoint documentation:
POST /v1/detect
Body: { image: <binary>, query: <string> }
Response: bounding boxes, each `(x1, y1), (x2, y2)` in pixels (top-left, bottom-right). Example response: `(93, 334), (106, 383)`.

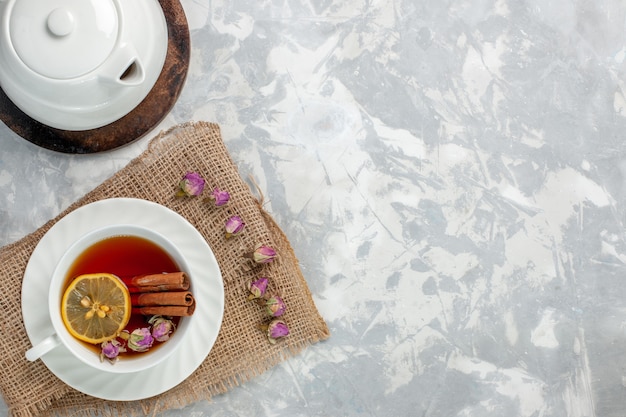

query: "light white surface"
(2, 0), (626, 415)
(21, 198), (224, 400)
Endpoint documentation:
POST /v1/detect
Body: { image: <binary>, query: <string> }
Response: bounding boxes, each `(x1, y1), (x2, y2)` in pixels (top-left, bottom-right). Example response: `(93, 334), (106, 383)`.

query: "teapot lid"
(9, 0), (118, 79)
(0, 0), (168, 131)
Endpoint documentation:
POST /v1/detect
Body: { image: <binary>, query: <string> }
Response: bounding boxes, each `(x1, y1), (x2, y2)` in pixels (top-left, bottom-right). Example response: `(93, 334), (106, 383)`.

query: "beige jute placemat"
(0, 121), (330, 417)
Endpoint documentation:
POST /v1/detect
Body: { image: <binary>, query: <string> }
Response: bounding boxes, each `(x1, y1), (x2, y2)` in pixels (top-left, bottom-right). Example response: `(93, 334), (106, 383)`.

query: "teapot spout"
(118, 60), (144, 85)
(99, 42), (145, 87)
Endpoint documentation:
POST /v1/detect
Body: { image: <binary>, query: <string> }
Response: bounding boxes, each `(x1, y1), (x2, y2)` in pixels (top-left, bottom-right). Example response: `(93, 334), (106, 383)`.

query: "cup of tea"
(25, 224), (193, 373)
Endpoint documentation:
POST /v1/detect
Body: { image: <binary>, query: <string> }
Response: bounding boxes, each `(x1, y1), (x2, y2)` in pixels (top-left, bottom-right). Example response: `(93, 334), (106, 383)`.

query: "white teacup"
(25, 224), (192, 374)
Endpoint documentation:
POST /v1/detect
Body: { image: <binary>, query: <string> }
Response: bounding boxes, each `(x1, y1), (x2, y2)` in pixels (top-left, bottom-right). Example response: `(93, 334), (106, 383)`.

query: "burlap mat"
(0, 121), (330, 417)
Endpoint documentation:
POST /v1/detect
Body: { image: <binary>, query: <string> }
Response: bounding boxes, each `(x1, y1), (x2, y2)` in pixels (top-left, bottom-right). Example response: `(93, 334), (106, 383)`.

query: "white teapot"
(0, 0), (167, 130)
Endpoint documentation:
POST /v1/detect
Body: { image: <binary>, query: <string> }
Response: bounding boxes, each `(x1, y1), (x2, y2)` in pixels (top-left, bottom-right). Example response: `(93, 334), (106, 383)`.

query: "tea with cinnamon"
(64, 234), (183, 358)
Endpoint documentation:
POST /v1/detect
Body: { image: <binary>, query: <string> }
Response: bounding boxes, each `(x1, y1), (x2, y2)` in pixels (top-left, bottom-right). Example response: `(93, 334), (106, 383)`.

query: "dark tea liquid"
(66, 235), (179, 279)
(64, 235), (181, 356)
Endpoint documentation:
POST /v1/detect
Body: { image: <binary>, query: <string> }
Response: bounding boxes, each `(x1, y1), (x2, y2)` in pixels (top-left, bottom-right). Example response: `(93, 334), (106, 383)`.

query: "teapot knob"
(47, 8), (74, 37)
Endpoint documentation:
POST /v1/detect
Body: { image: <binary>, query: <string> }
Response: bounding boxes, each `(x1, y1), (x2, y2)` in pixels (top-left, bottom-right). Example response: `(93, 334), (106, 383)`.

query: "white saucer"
(21, 198), (224, 401)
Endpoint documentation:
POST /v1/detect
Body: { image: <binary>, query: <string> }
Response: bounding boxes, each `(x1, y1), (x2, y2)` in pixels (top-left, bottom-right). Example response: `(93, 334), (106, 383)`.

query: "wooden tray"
(0, 0), (189, 154)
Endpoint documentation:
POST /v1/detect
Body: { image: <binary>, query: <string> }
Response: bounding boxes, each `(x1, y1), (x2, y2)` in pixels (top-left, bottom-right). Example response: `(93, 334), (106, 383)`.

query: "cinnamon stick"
(132, 303), (196, 317)
(131, 291), (194, 307)
(121, 272), (189, 293)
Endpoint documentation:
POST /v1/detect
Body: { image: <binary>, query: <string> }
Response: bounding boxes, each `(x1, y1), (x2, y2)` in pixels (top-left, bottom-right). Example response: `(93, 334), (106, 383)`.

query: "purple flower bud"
(101, 341), (119, 359)
(248, 277), (269, 300)
(100, 339), (125, 364)
(265, 295), (286, 317)
(210, 188), (230, 206)
(225, 216), (245, 238)
(246, 244), (277, 264)
(177, 171), (205, 197)
(149, 316), (176, 342)
(266, 319), (289, 344)
(128, 327), (154, 352)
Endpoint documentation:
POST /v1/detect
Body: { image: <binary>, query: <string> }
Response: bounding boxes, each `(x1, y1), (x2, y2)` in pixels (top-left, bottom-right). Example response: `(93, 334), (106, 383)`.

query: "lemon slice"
(61, 273), (131, 345)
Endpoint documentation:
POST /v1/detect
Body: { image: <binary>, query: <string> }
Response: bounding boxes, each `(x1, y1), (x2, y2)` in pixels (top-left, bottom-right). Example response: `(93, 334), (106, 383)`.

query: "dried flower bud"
(261, 319), (289, 344)
(265, 295), (286, 317)
(248, 277), (269, 300)
(176, 171), (205, 197)
(245, 244), (277, 264)
(225, 215), (245, 239)
(149, 316), (176, 342)
(128, 327), (154, 352)
(210, 188), (230, 206)
(100, 339), (125, 364)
